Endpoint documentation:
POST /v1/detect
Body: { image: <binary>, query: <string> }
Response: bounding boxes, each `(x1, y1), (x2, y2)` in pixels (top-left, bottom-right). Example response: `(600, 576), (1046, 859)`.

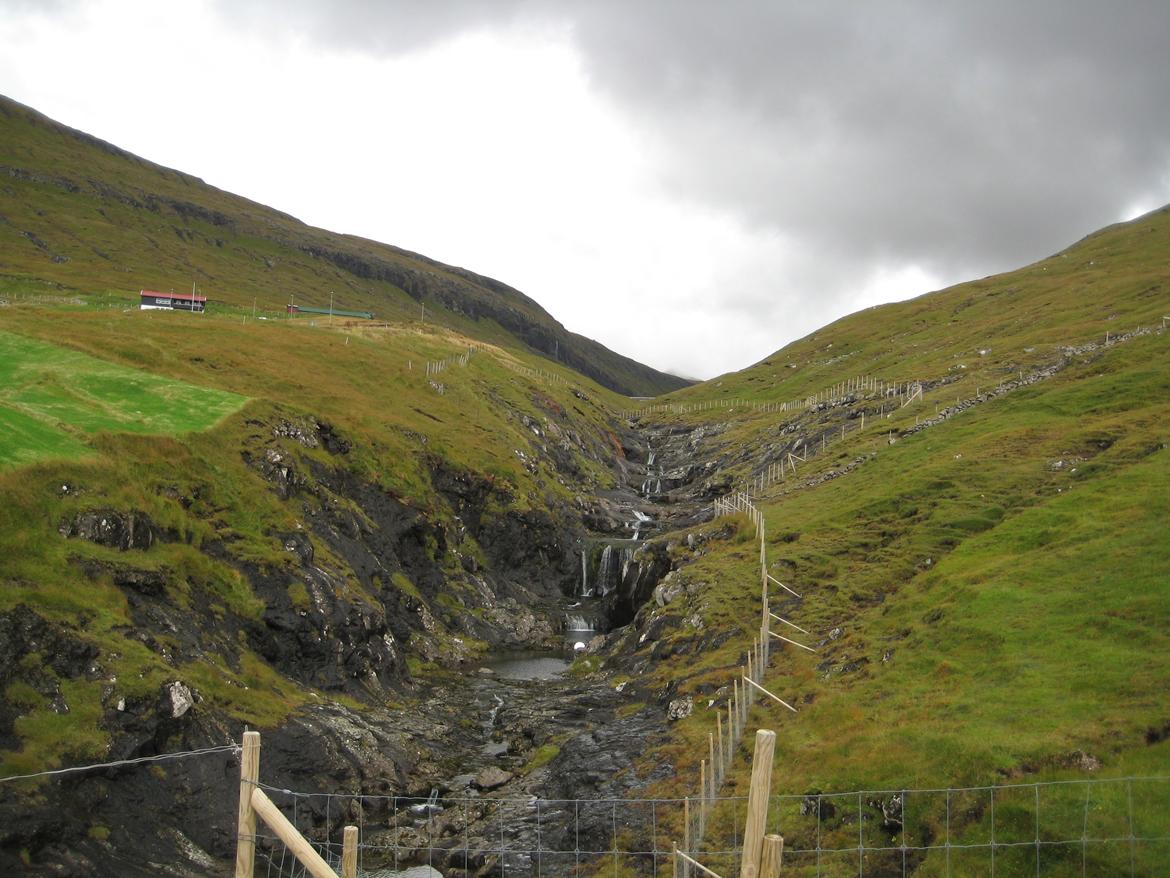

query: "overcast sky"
(2, 1), (1169, 379)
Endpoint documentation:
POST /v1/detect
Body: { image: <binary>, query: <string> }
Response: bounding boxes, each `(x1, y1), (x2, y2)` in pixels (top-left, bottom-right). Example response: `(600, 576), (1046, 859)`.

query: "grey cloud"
(220, 0), (1170, 271)
(214, 0), (1170, 362)
(567, 2), (1170, 272)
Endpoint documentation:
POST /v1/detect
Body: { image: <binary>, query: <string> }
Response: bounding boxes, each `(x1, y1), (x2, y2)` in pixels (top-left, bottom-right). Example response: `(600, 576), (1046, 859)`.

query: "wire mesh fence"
(239, 774), (1169, 878)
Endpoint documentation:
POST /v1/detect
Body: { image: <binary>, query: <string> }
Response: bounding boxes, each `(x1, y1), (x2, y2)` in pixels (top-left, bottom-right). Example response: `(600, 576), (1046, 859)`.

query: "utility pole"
(329, 291), (334, 327)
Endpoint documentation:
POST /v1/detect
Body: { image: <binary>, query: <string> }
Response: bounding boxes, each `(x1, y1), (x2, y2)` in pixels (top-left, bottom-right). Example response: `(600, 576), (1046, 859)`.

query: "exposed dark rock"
(70, 556), (169, 595)
(59, 508), (157, 550)
(275, 530), (314, 565)
(800, 793), (837, 820)
(242, 446), (305, 499)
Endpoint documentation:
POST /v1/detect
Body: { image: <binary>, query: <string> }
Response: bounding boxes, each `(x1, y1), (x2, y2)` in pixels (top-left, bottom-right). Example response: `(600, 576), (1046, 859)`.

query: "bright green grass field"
(0, 329), (247, 468)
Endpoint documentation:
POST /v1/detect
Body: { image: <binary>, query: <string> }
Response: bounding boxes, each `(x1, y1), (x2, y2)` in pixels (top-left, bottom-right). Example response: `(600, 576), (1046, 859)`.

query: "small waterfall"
(408, 788), (442, 816)
(622, 549), (635, 585)
(566, 614), (593, 631)
(598, 545), (618, 596)
(631, 509), (653, 541)
(580, 549), (590, 596)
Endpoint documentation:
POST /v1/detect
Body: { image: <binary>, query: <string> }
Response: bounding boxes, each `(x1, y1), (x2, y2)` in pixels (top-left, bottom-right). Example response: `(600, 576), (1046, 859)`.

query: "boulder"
(666, 696), (693, 722)
(473, 767), (513, 791)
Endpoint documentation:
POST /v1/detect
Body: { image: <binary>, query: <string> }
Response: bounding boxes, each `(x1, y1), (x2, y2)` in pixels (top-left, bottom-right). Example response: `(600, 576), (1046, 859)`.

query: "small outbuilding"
(139, 290), (206, 313)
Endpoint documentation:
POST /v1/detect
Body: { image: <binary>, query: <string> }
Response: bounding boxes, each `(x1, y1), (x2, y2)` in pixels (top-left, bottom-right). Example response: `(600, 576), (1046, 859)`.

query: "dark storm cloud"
(565, 1), (1170, 274)
(219, 0), (1170, 301)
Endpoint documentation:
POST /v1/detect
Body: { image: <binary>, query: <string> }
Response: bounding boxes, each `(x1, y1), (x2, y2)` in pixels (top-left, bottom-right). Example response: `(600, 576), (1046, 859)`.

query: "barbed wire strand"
(0, 743), (240, 784)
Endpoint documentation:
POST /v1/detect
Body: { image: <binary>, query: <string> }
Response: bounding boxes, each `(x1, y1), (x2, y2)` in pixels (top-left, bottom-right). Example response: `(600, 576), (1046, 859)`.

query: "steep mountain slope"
(0, 94), (689, 397)
(607, 205), (1170, 873)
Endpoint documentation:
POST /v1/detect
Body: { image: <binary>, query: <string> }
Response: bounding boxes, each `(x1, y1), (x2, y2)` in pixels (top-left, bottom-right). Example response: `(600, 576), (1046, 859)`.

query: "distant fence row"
(425, 345), (479, 378)
(502, 360), (568, 386)
(620, 377), (922, 421)
(729, 317), (1170, 501)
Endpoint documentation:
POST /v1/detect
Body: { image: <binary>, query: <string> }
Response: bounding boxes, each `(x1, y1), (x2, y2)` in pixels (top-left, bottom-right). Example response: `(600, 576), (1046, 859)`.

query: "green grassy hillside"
(614, 207), (1169, 872)
(0, 94), (688, 397)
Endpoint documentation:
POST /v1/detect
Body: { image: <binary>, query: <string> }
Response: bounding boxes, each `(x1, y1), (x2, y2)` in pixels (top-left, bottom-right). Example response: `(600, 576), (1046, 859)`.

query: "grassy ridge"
(637, 205), (1169, 416)
(634, 332), (1169, 873)
(609, 211), (1170, 871)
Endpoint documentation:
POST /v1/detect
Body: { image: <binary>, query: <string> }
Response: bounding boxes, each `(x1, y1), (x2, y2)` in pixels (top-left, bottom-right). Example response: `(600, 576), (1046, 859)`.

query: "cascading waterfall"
(566, 614), (594, 631)
(597, 545), (618, 596)
(631, 509), (653, 541)
(581, 549), (590, 596)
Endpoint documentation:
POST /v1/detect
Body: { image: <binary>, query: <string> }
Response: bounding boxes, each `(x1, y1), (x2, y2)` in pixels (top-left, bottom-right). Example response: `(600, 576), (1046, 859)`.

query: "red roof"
(140, 290), (207, 303)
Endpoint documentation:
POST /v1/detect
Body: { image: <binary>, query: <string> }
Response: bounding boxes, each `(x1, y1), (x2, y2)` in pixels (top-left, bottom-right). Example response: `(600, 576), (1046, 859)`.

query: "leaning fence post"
(761, 835), (784, 877)
(235, 730), (261, 878)
(739, 729), (777, 878)
(341, 826), (358, 878)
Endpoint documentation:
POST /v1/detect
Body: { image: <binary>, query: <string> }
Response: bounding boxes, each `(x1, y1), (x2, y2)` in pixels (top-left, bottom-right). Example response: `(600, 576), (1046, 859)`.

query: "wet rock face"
(58, 508), (157, 550)
(246, 561), (404, 694)
(430, 460), (578, 596)
(601, 540), (672, 628)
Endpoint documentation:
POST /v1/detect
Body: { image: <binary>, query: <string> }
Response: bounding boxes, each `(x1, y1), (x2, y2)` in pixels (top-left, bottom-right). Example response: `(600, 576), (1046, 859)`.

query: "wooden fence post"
(235, 730), (261, 878)
(732, 679), (741, 736)
(761, 835), (784, 877)
(717, 713), (725, 778)
(700, 759), (708, 836)
(739, 730), (777, 878)
(341, 826), (358, 878)
(710, 732), (718, 788)
(760, 521), (768, 666)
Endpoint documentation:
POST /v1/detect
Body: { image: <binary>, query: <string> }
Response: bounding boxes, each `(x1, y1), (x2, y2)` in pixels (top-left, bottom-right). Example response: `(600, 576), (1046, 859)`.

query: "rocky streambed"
(1, 415), (733, 878)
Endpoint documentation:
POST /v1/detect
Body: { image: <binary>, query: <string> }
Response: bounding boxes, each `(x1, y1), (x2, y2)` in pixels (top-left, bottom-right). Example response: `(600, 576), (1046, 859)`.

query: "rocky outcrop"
(58, 508), (157, 550)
